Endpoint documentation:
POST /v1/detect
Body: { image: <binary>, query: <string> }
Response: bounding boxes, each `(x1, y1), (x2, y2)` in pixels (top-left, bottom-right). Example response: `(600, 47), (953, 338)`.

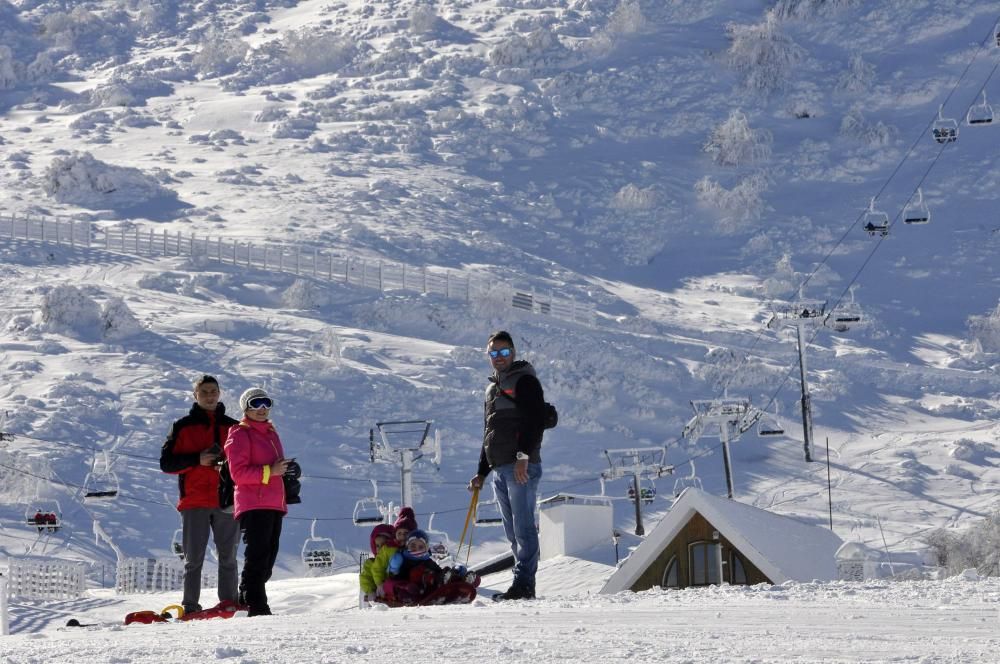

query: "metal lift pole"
(400, 449), (414, 508)
(720, 424), (734, 499)
(796, 322), (815, 462)
(632, 474), (645, 537)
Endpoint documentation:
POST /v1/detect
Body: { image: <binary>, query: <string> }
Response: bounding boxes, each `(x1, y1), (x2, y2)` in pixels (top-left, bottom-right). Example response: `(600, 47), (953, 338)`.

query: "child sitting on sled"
(359, 523), (398, 602)
(384, 530), (481, 605)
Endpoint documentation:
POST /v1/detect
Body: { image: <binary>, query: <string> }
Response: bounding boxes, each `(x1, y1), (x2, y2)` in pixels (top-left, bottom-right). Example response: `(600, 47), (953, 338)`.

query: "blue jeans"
(492, 462), (542, 589)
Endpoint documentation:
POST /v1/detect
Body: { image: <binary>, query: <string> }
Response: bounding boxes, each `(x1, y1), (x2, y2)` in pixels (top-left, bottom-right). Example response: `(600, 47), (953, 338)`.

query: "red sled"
(377, 581), (478, 608)
(124, 610), (169, 625)
(180, 601), (246, 621)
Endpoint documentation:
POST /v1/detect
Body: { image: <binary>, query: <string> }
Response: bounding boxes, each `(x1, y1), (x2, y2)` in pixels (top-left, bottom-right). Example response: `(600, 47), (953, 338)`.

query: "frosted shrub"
(836, 54), (876, 94)
(967, 301), (1000, 353)
(284, 30), (358, 79)
(42, 151), (177, 208)
(283, 279), (331, 309)
(773, 0), (859, 20)
(612, 183), (658, 210)
(725, 12), (804, 94)
(40, 7), (135, 65)
(925, 511), (1000, 576)
(840, 109), (895, 147)
(409, 4), (439, 35)
(695, 172), (769, 230)
(100, 297), (143, 340)
(488, 28), (571, 71)
(607, 0), (646, 36)
(40, 284), (101, 336)
(0, 45), (16, 89)
(194, 29), (249, 78)
(703, 110), (772, 167)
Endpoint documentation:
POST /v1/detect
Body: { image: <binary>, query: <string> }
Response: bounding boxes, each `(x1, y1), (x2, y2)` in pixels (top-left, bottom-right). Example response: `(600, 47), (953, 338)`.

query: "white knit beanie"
(239, 387), (271, 412)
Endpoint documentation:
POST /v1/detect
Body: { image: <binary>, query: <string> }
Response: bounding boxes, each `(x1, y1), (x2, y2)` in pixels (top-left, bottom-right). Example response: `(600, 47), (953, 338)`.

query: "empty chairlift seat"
(902, 188), (930, 225)
(966, 91), (994, 126)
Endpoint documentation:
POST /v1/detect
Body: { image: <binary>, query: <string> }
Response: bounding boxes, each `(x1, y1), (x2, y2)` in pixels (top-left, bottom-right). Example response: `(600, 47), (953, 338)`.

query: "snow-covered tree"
(39, 284), (102, 337)
(194, 29), (248, 78)
(968, 301), (1000, 354)
(100, 297), (143, 340)
(725, 12), (805, 94)
(925, 511), (1000, 576)
(704, 110), (772, 167)
(0, 44), (17, 89)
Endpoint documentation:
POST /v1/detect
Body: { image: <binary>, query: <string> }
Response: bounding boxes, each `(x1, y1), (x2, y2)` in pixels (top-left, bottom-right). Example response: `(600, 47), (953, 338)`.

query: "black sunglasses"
(488, 348), (512, 359)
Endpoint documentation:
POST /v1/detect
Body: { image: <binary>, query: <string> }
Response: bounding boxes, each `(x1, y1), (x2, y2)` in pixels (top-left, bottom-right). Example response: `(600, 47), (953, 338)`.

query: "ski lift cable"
(797, 17), (1000, 297)
(749, 57), (1000, 422)
(715, 18), (1000, 408)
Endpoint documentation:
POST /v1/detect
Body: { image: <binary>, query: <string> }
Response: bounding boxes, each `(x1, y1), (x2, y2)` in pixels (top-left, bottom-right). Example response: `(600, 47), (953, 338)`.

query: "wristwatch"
(516, 452), (530, 461)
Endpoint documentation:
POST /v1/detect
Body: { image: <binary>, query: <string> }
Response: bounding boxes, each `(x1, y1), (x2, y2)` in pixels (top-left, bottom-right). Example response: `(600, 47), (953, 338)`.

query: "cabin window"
(730, 552), (748, 585)
(689, 541), (721, 586)
(660, 555), (679, 588)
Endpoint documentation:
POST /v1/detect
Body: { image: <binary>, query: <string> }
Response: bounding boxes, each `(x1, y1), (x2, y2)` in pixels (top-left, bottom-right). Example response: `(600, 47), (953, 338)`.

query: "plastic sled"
(376, 581), (478, 608)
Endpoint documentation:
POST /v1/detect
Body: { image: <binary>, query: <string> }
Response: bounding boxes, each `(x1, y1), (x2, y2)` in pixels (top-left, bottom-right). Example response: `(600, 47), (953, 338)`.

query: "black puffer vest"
(483, 361), (543, 468)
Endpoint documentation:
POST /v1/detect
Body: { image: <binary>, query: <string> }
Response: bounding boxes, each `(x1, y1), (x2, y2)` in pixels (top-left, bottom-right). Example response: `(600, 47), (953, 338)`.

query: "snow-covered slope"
(2, 0), (1000, 626)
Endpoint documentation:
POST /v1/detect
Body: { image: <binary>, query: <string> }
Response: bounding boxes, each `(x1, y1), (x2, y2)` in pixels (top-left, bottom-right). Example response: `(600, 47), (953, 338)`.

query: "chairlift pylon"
(83, 450), (120, 500)
(352, 479), (387, 526)
(932, 105), (958, 144)
(903, 188), (930, 225)
(862, 197), (889, 237)
(474, 485), (504, 526)
(302, 519), (335, 571)
(966, 90), (994, 126)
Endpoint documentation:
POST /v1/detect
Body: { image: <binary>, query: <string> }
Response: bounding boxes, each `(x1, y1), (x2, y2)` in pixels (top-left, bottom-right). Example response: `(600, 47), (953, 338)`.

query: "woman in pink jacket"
(225, 387), (290, 617)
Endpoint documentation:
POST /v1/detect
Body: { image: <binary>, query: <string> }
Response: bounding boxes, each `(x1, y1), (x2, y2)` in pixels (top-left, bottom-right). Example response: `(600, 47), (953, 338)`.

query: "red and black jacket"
(160, 403), (238, 511)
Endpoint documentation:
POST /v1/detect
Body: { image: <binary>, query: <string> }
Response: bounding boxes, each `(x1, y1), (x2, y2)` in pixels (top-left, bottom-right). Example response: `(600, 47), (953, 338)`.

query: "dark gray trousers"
(181, 507), (240, 610)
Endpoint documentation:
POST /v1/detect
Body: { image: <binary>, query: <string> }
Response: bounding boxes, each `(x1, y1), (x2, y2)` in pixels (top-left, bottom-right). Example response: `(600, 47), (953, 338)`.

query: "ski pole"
(456, 485), (479, 565)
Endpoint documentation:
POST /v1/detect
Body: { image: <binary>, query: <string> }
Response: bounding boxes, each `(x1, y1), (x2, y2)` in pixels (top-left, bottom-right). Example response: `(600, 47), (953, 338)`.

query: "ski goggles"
(488, 348), (513, 359)
(247, 397), (273, 410)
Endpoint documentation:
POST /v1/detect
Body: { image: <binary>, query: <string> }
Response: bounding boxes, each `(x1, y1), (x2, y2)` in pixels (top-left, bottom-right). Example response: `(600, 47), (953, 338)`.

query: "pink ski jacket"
(224, 418), (287, 520)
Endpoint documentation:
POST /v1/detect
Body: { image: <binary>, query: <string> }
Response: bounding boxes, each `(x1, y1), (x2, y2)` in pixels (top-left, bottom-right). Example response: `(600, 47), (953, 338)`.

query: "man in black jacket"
(468, 331), (546, 601)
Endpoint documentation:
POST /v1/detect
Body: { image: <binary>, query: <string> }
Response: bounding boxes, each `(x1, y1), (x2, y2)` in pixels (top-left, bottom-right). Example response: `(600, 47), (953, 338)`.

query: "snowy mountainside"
(1, 0), (1000, 583)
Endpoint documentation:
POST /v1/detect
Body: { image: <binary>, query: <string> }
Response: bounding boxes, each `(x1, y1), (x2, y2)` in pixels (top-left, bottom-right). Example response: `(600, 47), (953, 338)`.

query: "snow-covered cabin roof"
(601, 487), (843, 593)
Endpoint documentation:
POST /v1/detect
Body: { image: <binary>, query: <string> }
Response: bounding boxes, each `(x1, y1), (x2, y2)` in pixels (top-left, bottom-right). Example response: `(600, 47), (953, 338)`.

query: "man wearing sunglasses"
(468, 330), (547, 601)
(160, 375), (241, 616)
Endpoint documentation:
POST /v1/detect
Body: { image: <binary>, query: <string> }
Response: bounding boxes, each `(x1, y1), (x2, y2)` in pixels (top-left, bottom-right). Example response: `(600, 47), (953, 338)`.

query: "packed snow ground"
(3, 0), (1000, 659)
(5, 565), (1000, 663)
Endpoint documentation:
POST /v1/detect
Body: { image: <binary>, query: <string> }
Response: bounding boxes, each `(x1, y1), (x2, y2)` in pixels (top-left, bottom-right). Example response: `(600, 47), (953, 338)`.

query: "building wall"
(629, 512), (771, 591)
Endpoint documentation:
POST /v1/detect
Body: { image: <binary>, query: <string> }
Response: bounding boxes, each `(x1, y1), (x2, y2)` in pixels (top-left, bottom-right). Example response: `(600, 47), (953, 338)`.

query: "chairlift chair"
(756, 411), (784, 437)
(302, 519), (335, 571)
(425, 513), (454, 562)
(903, 188), (930, 225)
(626, 477), (657, 505)
(352, 479), (387, 526)
(24, 500), (61, 532)
(475, 485), (504, 526)
(171, 528), (184, 559)
(932, 105), (958, 143)
(672, 462), (703, 498)
(83, 451), (119, 500)
(862, 197), (889, 237)
(966, 91), (994, 126)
